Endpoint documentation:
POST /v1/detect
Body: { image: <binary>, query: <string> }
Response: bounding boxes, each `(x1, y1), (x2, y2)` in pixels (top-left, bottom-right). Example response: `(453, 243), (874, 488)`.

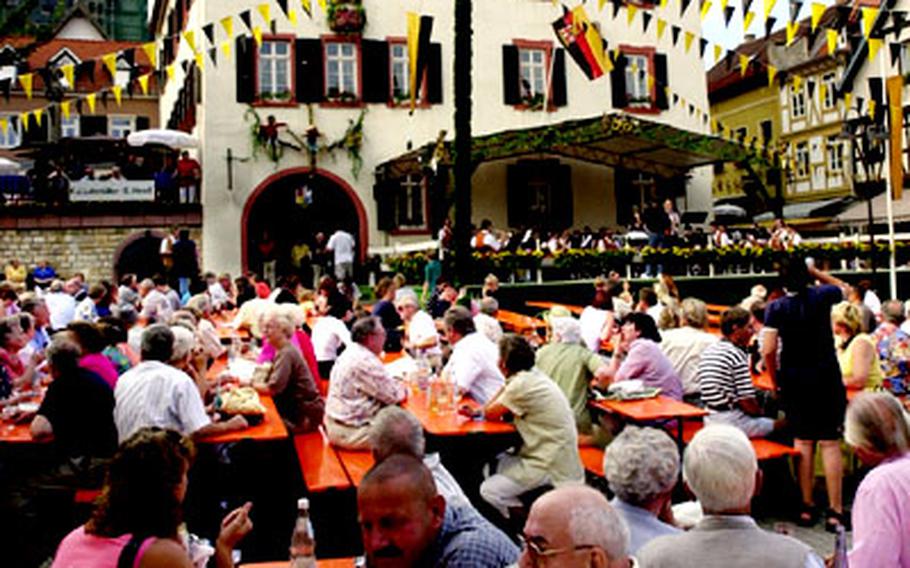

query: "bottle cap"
(298, 497), (309, 510)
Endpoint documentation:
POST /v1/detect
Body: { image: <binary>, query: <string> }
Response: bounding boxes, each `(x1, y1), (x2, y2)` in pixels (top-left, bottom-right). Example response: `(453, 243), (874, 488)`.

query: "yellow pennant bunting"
(786, 21), (799, 45)
(700, 1), (712, 21)
(166, 64), (175, 81)
(659, 0), (668, 8)
(195, 51), (205, 70)
(714, 44), (723, 63)
(33, 108), (42, 127)
(792, 75), (802, 90)
(0, 118), (7, 136)
(138, 74), (150, 95)
(684, 31), (695, 53)
(316, 0), (326, 11)
(844, 92), (852, 112)
(253, 26), (263, 47)
(61, 64), (74, 88)
(711, 118), (718, 133)
(220, 16), (234, 38)
(112, 85), (122, 106)
(657, 18), (667, 39)
(60, 101), (70, 120)
(767, 65), (777, 86)
(102, 53), (117, 78)
(289, 8), (298, 25)
(743, 11), (755, 31)
(627, 5), (638, 25)
(764, 0), (777, 20)
(868, 37), (883, 61)
(647, 74), (655, 91)
(868, 99), (876, 119)
(258, 3), (271, 24)
(18, 73), (32, 99)
(598, 0), (608, 10)
(826, 29), (838, 54)
(142, 42), (157, 68)
(810, 3), (825, 32)
(739, 54), (750, 77)
(86, 92), (97, 114)
(183, 30), (196, 52)
(861, 7), (878, 38)
(221, 40), (232, 60)
(819, 82), (826, 105)
(721, 0), (729, 9)
(20, 113), (28, 132)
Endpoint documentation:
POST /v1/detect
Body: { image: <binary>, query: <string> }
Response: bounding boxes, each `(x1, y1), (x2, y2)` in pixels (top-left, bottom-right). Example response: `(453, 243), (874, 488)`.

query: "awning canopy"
(836, 193), (910, 224)
(376, 113), (769, 180)
(753, 197), (846, 223)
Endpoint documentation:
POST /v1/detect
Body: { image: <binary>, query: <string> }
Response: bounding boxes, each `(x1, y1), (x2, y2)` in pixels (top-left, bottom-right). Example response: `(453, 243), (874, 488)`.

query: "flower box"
(328, 2), (366, 33)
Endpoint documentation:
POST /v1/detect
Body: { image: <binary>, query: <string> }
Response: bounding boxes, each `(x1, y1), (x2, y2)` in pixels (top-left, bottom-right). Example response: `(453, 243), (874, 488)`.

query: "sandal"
(825, 509), (851, 533)
(796, 503), (818, 527)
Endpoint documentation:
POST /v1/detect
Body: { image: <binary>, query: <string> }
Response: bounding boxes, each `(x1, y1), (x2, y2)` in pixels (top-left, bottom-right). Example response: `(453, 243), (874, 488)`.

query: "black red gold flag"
(552, 6), (609, 80)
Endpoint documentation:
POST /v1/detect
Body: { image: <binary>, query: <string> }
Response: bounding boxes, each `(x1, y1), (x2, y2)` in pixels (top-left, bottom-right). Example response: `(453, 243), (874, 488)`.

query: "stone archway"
(241, 168), (368, 279)
(113, 229), (167, 281)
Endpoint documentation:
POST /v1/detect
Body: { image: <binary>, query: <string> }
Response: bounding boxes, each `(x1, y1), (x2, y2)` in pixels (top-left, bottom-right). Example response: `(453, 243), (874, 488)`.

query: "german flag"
(552, 5), (608, 80)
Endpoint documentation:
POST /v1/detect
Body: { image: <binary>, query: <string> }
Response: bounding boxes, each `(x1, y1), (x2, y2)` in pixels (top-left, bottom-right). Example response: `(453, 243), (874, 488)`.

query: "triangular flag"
(701, 1), (712, 21)
(764, 0), (777, 20)
(810, 2), (825, 31)
(793, 75), (802, 90)
(684, 31), (695, 53)
(790, 0), (803, 23)
(202, 23), (215, 46)
(647, 74), (655, 91)
(657, 18), (667, 39)
(818, 82), (826, 104)
(627, 4), (638, 26)
(724, 6), (735, 26)
(221, 15), (235, 38)
(277, 0), (290, 18)
(862, 7), (878, 38)
(721, 0), (729, 10)
(0, 118), (7, 137)
(613, 0), (623, 19)
(786, 21), (799, 45)
(86, 92), (97, 114)
(240, 10), (253, 31)
(844, 92), (852, 112)
(826, 29), (837, 54)
(221, 40), (232, 60)
(740, 54), (751, 76)
(183, 30), (196, 52)
(316, 0), (327, 11)
(195, 51), (205, 70)
(289, 8), (298, 26)
(699, 38), (709, 58)
(102, 53), (117, 78)
(765, 16), (777, 37)
(253, 26), (263, 47)
(659, 0), (668, 8)
(598, 0), (607, 9)
(642, 11), (652, 33)
(868, 99), (876, 119)
(807, 79), (816, 98)
(142, 42), (157, 68)
(208, 47), (218, 66)
(18, 73), (32, 99)
(671, 25), (681, 46)
(891, 42), (902, 66)
(138, 74), (150, 95)
(714, 44), (724, 63)
(33, 108), (42, 127)
(744, 11), (755, 31)
(680, 0), (692, 17)
(767, 65), (777, 86)
(166, 64), (175, 82)
(20, 113), (28, 133)
(868, 38), (883, 61)
(301, 0), (312, 17)
(112, 85), (123, 106)
(744, 0), (755, 13)
(258, 3), (271, 25)
(61, 64), (75, 88)
(60, 100), (71, 120)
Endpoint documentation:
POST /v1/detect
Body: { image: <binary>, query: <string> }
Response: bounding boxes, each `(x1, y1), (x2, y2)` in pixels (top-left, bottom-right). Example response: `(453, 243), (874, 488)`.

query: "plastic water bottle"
(290, 498), (316, 568)
(832, 524), (848, 568)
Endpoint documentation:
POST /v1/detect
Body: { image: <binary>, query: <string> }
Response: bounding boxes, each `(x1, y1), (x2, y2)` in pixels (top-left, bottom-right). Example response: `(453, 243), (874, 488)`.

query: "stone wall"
(0, 227), (203, 283)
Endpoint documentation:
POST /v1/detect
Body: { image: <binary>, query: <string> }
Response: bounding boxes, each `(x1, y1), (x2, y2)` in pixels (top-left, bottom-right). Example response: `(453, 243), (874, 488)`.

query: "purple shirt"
(80, 353), (120, 389)
(850, 453), (910, 567)
(615, 338), (683, 400)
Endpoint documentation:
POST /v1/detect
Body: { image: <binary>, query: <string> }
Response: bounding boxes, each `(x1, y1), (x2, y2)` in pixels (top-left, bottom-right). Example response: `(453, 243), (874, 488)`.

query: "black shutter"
(506, 164), (527, 228)
(610, 54), (627, 109)
(361, 39), (389, 103)
(502, 45), (520, 105)
(551, 48), (567, 107)
(654, 53), (668, 110)
(296, 39), (323, 103)
(235, 36), (255, 103)
(552, 164), (573, 230)
(374, 180), (396, 231)
(411, 178), (424, 226)
(80, 115), (108, 137)
(22, 114), (48, 145)
(868, 77), (884, 124)
(135, 116), (150, 131)
(427, 43), (442, 104)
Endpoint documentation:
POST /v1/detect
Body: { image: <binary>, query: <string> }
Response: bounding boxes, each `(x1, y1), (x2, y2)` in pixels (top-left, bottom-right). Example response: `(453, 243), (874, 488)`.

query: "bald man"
(357, 455), (517, 568)
(520, 485), (634, 568)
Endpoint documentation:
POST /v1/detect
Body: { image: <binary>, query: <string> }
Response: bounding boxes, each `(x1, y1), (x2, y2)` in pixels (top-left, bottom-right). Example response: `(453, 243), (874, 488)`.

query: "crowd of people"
(1, 248), (909, 567)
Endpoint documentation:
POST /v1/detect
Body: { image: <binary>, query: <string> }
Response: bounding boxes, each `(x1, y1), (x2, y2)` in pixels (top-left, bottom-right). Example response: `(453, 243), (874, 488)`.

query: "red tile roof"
(26, 38), (151, 69)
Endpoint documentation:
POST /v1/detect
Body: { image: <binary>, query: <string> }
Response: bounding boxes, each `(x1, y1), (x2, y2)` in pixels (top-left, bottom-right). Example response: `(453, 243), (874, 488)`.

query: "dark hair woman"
(66, 321), (120, 389)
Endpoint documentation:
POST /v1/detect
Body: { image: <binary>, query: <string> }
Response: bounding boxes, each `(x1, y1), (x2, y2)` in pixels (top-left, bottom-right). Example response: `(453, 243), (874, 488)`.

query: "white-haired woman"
(603, 426), (681, 553)
(832, 301), (884, 392)
(258, 309), (324, 433)
(845, 392), (910, 566)
(186, 294), (225, 361)
(257, 304), (321, 383)
(169, 324), (207, 398)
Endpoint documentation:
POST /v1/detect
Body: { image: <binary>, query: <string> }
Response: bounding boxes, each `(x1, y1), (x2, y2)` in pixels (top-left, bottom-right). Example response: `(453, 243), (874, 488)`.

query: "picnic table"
(402, 389), (516, 437)
(752, 368), (863, 402)
(590, 395), (708, 446)
(0, 417), (40, 443)
(196, 395), (288, 444)
(525, 301), (584, 315)
(496, 309), (546, 335)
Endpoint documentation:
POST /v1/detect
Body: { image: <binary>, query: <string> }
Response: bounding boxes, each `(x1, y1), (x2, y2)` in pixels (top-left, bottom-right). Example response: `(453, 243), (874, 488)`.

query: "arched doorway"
(242, 168), (367, 281)
(113, 229), (166, 281)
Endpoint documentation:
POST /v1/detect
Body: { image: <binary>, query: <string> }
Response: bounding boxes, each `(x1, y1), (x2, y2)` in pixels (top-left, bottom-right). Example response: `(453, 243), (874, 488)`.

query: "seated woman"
(67, 321), (120, 389)
(257, 309), (324, 433)
(97, 317), (134, 376)
(595, 312), (683, 400)
(832, 301), (884, 392)
(311, 294), (352, 379)
(52, 427), (252, 568)
(0, 315), (41, 393)
(257, 303), (321, 382)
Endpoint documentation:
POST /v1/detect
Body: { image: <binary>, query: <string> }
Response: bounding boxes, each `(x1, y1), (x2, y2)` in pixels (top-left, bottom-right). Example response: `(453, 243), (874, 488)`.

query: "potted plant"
(327, 0), (366, 33)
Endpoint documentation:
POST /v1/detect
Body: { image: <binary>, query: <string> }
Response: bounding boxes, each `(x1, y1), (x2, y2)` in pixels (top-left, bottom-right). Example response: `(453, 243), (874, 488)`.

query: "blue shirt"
(28, 327), (50, 353)
(612, 497), (681, 553)
(33, 266), (56, 282)
(422, 504), (519, 567)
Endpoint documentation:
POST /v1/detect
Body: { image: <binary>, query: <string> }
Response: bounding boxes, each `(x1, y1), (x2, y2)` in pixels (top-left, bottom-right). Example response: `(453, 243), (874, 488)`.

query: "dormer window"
(50, 48), (82, 89)
(115, 54), (133, 88)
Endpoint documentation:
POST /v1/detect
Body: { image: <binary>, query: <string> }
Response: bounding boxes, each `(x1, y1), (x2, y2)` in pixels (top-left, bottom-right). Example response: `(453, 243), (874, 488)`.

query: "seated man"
(395, 291), (440, 356)
(469, 334), (584, 519)
(370, 406), (471, 508)
(357, 454), (518, 567)
(442, 306), (504, 405)
(522, 485), (634, 568)
(325, 316), (407, 449)
(140, 274), (174, 324)
(659, 298), (718, 403)
(603, 426), (681, 553)
(473, 297), (504, 345)
(638, 424), (824, 567)
(698, 307), (781, 438)
(113, 324), (247, 442)
(535, 315), (608, 445)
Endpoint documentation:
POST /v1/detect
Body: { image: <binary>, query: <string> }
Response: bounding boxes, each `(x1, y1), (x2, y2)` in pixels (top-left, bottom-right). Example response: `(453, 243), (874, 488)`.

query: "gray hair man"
(473, 297), (504, 345)
(369, 406), (470, 508)
(638, 424), (824, 568)
(520, 485), (633, 568)
(394, 291), (440, 355)
(603, 426), (681, 553)
(442, 306), (504, 404)
(658, 297), (718, 402)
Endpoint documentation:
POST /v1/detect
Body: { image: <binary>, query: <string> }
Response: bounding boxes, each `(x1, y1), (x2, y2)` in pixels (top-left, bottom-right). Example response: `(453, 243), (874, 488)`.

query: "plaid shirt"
(423, 504), (519, 567)
(325, 343), (405, 427)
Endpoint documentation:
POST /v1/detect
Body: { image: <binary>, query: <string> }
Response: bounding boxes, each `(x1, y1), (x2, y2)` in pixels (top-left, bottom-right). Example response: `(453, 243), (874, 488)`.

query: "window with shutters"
(614, 46), (663, 113)
(790, 83), (806, 118)
(507, 160), (573, 231)
(821, 72), (836, 109)
(513, 40), (553, 110)
(393, 174), (428, 232)
(109, 116), (135, 139)
(389, 40), (410, 104)
(61, 114), (80, 138)
(794, 141), (810, 178)
(624, 52), (652, 109)
(256, 37), (294, 104)
(323, 38), (361, 104)
(0, 114), (20, 149)
(827, 136), (844, 173)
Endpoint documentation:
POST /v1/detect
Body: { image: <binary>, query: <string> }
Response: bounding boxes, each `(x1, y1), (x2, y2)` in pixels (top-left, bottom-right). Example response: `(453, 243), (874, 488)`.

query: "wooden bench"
(293, 429), (351, 492)
(579, 445), (605, 478)
(334, 448), (375, 487)
(681, 421), (799, 461)
(73, 488), (102, 505)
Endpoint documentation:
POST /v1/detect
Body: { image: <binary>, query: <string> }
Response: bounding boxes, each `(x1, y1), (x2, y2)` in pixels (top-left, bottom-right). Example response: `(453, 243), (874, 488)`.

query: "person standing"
(642, 201), (670, 277)
(326, 228), (356, 281)
(171, 229), (199, 302)
(176, 151), (201, 204)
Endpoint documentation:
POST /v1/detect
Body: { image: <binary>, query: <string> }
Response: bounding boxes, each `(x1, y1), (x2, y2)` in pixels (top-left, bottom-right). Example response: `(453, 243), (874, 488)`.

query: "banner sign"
(69, 179), (155, 202)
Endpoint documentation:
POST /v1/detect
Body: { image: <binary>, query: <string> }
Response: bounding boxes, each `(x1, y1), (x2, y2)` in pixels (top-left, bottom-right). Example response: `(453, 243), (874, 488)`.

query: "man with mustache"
(357, 454), (518, 567)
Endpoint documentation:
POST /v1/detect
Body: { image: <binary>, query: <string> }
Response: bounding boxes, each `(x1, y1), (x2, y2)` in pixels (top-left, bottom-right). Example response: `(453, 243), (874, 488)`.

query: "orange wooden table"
(293, 429), (352, 492)
(525, 301), (584, 315)
(590, 396), (707, 445)
(196, 395), (288, 444)
(496, 309), (546, 335)
(0, 419), (40, 443)
(752, 368), (775, 391)
(216, 325), (251, 340)
(242, 559), (357, 567)
(402, 390), (516, 437)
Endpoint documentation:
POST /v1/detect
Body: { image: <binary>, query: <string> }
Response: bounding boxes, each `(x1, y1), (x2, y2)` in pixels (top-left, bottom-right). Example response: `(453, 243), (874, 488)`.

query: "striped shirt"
(697, 340), (755, 409)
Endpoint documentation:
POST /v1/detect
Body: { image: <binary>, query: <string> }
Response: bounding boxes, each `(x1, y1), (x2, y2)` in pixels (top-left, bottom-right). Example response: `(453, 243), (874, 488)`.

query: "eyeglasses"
(519, 534), (597, 565)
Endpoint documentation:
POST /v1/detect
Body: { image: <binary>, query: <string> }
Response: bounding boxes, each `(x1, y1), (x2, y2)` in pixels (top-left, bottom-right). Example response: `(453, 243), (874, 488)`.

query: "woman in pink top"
(256, 304), (322, 381)
(53, 427), (252, 568)
(67, 321), (120, 389)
